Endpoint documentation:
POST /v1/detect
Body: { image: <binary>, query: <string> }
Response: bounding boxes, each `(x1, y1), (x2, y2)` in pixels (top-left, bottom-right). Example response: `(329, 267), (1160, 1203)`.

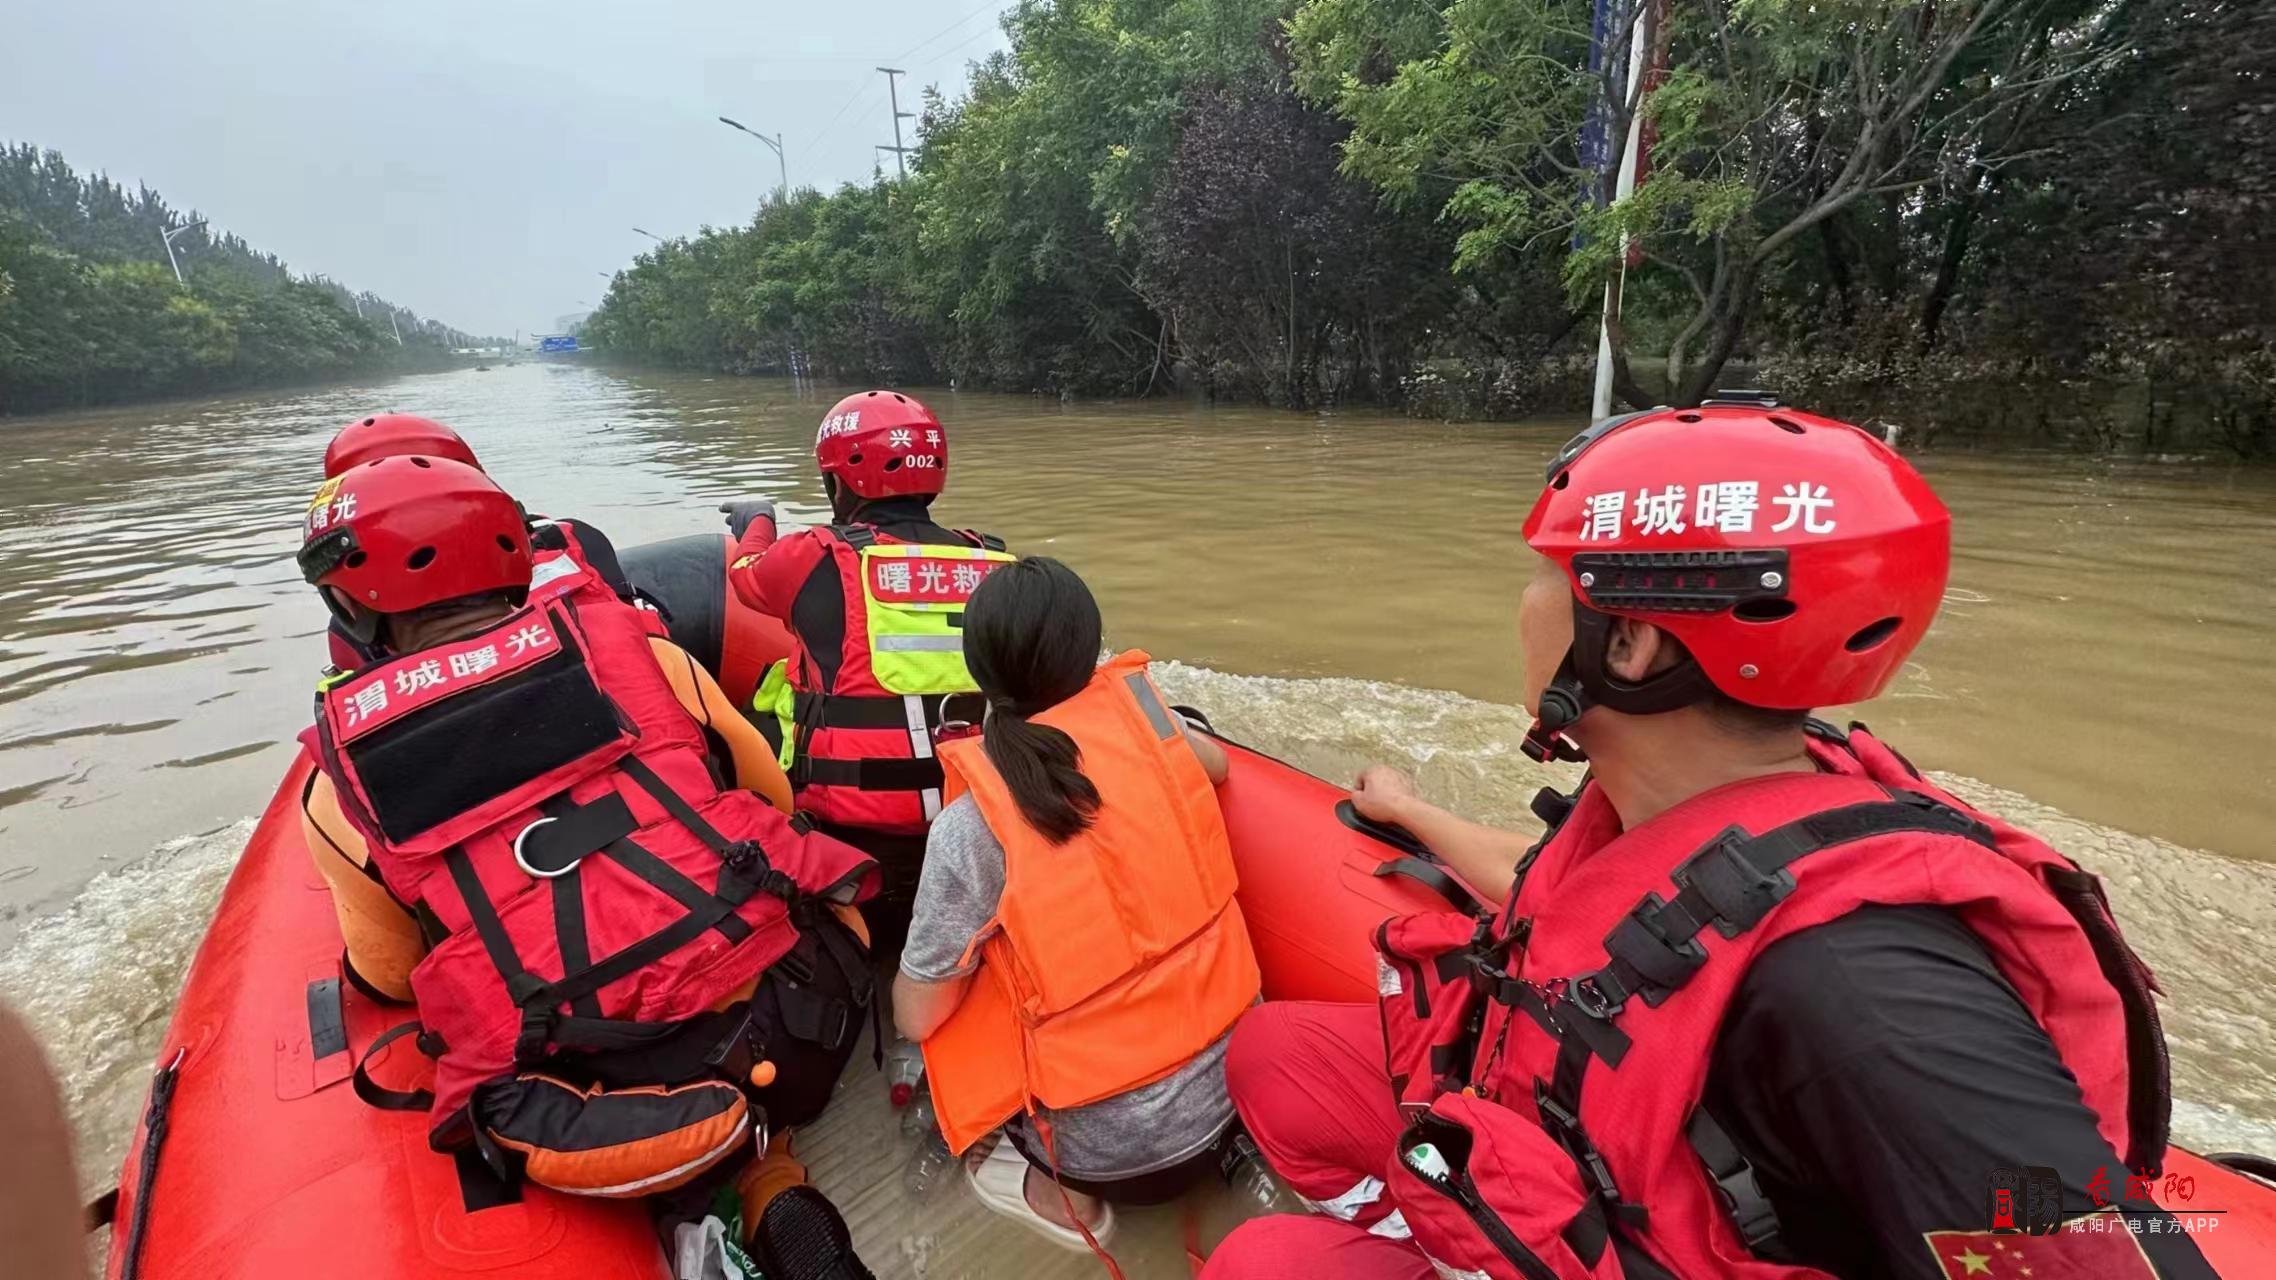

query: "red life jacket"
(783, 523), (1010, 835)
(309, 592), (877, 1149)
(1374, 725), (2169, 1280)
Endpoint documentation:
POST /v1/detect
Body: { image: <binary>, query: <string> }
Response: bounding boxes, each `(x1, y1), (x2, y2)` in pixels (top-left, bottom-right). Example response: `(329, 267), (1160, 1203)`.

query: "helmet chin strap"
(1520, 598), (1722, 763)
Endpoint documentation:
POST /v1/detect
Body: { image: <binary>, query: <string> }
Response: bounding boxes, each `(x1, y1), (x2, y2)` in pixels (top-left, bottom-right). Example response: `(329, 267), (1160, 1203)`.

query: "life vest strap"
(793, 754), (947, 793)
(351, 1021), (438, 1112)
(1571, 795), (1995, 1030)
(1686, 1108), (1784, 1254)
(794, 689), (946, 730)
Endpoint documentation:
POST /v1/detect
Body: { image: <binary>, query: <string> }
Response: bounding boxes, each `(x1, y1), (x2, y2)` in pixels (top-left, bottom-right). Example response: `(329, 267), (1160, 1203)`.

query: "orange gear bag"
(921, 651), (1259, 1155)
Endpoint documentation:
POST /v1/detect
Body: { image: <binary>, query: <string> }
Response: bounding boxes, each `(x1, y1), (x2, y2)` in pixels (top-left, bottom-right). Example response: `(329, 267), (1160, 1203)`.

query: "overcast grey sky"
(1, 0), (1013, 337)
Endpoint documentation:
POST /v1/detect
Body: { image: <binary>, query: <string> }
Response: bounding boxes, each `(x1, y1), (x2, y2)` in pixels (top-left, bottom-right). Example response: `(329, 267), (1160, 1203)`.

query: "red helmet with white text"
(297, 455), (532, 647)
(1519, 401), (1950, 759)
(324, 413), (481, 477)
(813, 390), (948, 501)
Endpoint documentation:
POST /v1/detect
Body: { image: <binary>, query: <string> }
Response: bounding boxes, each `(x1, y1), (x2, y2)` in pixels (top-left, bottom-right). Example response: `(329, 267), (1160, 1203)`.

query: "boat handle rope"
(113, 1047), (186, 1280)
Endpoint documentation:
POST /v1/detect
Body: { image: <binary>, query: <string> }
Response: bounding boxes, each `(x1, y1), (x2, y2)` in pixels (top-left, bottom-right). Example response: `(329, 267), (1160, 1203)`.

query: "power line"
(799, 81), (881, 154)
(890, 0), (1005, 66)
(918, 20), (1009, 72)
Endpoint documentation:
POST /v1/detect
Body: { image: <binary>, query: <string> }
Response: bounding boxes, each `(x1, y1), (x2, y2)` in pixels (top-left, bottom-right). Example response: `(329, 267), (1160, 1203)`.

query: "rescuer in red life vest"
(294, 455), (879, 1237)
(318, 412), (635, 672)
(727, 390), (1012, 954)
(1201, 405), (2214, 1280)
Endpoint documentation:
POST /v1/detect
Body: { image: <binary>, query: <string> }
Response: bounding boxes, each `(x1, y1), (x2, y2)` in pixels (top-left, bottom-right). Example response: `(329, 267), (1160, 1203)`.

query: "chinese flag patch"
(1925, 1212), (2158, 1279)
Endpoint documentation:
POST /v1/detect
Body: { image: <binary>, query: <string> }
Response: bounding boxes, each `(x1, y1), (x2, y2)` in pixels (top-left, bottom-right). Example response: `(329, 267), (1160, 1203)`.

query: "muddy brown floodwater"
(1, 364), (2272, 1272)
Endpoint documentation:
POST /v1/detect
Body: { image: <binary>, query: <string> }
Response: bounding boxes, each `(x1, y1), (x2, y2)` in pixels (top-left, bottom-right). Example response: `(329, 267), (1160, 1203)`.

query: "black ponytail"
(963, 557), (1104, 845)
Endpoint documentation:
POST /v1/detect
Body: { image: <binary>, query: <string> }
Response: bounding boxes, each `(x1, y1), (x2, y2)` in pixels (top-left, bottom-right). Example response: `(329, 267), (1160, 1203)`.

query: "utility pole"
(389, 312), (403, 346)
(160, 220), (207, 286)
(874, 66), (913, 178)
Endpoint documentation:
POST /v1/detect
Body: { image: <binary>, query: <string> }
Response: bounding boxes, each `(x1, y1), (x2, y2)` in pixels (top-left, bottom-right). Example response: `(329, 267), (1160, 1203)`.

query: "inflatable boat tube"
(619, 533), (792, 709)
(102, 755), (666, 1280)
(1214, 735), (1477, 1003)
(104, 731), (2273, 1277)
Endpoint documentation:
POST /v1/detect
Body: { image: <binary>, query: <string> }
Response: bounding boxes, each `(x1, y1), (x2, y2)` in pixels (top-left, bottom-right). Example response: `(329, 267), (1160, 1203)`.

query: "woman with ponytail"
(892, 558), (1256, 1253)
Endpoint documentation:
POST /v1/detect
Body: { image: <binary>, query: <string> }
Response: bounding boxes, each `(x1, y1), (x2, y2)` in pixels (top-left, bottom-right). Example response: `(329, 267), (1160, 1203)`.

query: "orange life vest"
(919, 651), (1260, 1155)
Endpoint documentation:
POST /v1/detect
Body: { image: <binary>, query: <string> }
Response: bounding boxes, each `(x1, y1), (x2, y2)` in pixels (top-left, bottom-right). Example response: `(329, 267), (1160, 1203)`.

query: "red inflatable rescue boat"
(98, 535), (2274, 1276)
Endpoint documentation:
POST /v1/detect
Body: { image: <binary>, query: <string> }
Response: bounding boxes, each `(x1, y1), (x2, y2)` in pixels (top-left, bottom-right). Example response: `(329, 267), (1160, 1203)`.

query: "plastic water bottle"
(1222, 1133), (1287, 1211)
(900, 1084), (938, 1141)
(903, 1127), (954, 1201)
(884, 1037), (925, 1109)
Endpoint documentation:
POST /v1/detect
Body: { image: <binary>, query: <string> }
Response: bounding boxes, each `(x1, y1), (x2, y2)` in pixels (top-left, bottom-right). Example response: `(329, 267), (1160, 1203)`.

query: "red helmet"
(813, 390), (947, 501)
(324, 413), (481, 477)
(1520, 403), (1950, 756)
(297, 455), (532, 647)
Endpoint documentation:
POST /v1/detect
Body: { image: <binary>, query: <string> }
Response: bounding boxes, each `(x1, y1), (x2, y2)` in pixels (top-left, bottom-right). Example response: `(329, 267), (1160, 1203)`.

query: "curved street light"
(161, 220), (207, 286)
(718, 116), (789, 206)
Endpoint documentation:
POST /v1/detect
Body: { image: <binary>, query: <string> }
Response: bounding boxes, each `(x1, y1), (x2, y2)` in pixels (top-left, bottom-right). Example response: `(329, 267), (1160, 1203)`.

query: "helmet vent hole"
(1769, 416), (1805, 434)
(410, 456), (433, 468)
(407, 546), (437, 571)
(893, 394), (906, 403)
(883, 456), (903, 472)
(1846, 616), (1902, 652)
(344, 551), (368, 569)
(362, 417), (376, 426)
(1551, 471), (1571, 490)
(496, 535), (516, 553)
(846, 452), (862, 467)
(1734, 599), (1797, 623)
(1677, 412), (1702, 423)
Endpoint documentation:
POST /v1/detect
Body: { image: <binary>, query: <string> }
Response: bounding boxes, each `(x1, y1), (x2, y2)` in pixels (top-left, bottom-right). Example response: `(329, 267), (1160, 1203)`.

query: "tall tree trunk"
(1919, 169), (1997, 352)
(1677, 263), (1761, 405)
(1818, 219), (1856, 326)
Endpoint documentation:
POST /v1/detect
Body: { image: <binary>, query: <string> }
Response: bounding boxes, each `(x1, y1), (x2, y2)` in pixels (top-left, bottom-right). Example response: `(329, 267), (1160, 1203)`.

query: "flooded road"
(3, 363), (2274, 1230)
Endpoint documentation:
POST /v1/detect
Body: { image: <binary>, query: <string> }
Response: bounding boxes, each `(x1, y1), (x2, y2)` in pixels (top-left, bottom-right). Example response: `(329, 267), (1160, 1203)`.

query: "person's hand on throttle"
(720, 499), (778, 543)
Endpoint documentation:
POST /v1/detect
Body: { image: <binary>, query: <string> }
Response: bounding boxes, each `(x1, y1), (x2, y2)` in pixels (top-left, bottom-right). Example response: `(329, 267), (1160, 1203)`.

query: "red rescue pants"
(1201, 1002), (1432, 1280)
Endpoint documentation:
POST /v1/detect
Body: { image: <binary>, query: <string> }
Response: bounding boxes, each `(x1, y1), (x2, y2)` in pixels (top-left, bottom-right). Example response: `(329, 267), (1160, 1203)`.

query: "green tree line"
(591, 0), (2271, 454)
(0, 143), (490, 415)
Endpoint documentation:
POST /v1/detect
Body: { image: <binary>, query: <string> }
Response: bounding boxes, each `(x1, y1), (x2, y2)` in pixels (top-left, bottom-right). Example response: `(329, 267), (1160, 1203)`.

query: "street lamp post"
(631, 227), (664, 242)
(717, 116), (788, 206)
(160, 220), (207, 286)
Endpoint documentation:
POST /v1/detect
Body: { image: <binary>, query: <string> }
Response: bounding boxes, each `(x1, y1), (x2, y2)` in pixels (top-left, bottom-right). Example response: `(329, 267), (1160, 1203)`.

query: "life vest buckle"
(1671, 826), (1798, 939)
(512, 817), (580, 879)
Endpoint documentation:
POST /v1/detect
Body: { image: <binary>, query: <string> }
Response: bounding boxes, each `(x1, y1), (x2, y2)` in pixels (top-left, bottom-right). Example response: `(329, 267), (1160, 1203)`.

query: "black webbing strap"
(538, 896), (742, 1012)
(617, 754), (801, 905)
(530, 794), (606, 1020)
(351, 1022), (436, 1112)
(794, 689), (942, 730)
(1568, 797), (1995, 1049)
(792, 754), (946, 793)
(598, 833), (756, 940)
(523, 792), (639, 873)
(116, 1051), (184, 1280)
(444, 849), (537, 998)
(1688, 1108), (1784, 1254)
(828, 523), (878, 549)
(1372, 855), (1474, 911)
(548, 873), (603, 1020)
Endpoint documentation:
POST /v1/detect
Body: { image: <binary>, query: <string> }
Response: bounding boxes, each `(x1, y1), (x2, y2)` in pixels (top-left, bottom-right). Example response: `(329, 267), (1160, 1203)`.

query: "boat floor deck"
(798, 1018), (1266, 1280)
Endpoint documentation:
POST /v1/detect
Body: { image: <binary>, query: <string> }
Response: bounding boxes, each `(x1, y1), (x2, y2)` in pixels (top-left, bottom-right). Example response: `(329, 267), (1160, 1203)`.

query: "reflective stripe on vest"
(919, 650), (1261, 1155)
(783, 529), (1013, 834)
(856, 542), (1016, 694)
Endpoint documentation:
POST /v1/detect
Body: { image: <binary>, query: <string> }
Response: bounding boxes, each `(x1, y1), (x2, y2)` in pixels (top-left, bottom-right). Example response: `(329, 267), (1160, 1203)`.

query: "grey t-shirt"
(900, 795), (1237, 1181)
